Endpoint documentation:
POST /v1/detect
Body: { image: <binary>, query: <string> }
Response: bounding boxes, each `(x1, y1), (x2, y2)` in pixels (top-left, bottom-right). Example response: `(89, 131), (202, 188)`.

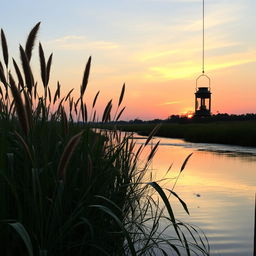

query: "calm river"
(132, 134), (255, 256)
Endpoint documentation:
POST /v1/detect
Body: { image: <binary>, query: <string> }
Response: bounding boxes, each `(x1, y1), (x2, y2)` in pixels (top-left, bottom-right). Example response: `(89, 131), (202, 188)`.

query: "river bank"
(100, 120), (256, 147)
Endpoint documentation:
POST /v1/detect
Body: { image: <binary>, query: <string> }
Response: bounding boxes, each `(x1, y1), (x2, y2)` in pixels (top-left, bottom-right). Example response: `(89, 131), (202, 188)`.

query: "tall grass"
(103, 122), (256, 147)
(0, 23), (209, 255)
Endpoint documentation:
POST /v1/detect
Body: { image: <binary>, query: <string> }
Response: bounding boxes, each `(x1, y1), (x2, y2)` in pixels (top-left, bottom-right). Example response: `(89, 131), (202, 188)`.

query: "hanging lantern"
(194, 74), (211, 117)
(193, 0), (212, 118)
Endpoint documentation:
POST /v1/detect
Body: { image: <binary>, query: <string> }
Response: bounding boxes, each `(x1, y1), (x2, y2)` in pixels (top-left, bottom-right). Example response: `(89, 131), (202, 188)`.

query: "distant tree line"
(112, 113), (256, 125)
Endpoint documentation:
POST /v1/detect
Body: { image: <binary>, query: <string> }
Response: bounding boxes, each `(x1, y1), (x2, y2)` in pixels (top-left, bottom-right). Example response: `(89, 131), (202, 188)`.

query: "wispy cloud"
(160, 101), (182, 105)
(146, 49), (256, 81)
(46, 35), (120, 50)
(172, 2), (243, 32)
(138, 49), (179, 61)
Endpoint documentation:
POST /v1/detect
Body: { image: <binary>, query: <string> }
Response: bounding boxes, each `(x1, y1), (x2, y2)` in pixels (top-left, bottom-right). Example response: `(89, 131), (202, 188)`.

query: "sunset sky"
(1, 0), (256, 120)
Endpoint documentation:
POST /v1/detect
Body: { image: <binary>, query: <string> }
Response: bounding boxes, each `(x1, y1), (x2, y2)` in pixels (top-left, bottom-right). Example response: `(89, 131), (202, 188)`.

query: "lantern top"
(196, 73), (211, 91)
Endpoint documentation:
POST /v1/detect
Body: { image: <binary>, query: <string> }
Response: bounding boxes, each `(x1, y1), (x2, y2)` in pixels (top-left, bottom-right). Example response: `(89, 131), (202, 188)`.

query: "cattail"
(180, 153), (193, 173)
(1, 29), (9, 67)
(80, 56), (91, 98)
(118, 83), (125, 107)
(25, 22), (41, 62)
(46, 53), (53, 86)
(0, 61), (7, 87)
(39, 42), (46, 87)
(147, 141), (160, 161)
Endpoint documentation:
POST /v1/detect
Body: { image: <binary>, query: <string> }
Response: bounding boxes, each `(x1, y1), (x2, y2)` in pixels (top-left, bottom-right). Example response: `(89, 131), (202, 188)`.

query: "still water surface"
(133, 134), (255, 255)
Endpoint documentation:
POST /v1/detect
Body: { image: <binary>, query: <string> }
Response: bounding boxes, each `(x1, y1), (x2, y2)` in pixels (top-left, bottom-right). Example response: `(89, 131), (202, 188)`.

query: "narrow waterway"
(133, 134), (256, 256)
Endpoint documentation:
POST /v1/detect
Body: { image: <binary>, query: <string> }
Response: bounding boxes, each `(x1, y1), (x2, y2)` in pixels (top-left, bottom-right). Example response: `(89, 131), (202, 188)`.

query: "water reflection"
(133, 134), (255, 256)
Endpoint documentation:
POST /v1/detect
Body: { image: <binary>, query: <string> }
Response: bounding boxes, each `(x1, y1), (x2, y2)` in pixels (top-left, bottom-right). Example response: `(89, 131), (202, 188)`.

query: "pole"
(202, 0), (205, 74)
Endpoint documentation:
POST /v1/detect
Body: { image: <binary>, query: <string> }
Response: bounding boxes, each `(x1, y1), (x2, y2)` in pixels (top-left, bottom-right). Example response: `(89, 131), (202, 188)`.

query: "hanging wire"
(202, 0), (205, 74)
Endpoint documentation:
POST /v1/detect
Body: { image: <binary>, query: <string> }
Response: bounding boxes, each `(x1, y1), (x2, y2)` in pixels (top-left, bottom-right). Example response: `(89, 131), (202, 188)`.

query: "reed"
(0, 23), (209, 255)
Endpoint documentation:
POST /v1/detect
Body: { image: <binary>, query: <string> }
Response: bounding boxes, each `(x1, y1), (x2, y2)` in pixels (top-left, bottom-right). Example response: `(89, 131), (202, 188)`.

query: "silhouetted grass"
(0, 23), (209, 255)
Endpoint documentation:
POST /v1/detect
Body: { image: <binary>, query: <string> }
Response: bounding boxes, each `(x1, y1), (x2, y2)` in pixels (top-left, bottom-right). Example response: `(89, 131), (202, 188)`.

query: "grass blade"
(83, 103), (87, 123)
(9, 222), (34, 256)
(39, 42), (46, 87)
(9, 73), (29, 135)
(92, 90), (100, 108)
(102, 100), (112, 123)
(13, 58), (24, 88)
(148, 182), (181, 240)
(145, 124), (161, 146)
(182, 232), (191, 256)
(90, 205), (137, 256)
(167, 189), (190, 215)
(14, 131), (33, 163)
(48, 87), (51, 103)
(20, 45), (34, 94)
(53, 81), (60, 104)
(65, 88), (74, 101)
(58, 131), (83, 180)
(116, 106), (126, 121)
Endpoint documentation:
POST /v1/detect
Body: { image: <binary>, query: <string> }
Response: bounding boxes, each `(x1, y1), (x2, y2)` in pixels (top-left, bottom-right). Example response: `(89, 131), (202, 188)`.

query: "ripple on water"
(132, 133), (256, 256)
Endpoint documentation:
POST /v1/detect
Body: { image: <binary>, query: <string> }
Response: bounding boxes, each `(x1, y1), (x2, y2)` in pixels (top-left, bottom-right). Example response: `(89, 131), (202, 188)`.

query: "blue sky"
(1, 0), (256, 119)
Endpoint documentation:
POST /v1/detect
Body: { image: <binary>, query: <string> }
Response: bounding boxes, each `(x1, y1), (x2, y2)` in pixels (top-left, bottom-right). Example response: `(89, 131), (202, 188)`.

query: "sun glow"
(181, 108), (194, 118)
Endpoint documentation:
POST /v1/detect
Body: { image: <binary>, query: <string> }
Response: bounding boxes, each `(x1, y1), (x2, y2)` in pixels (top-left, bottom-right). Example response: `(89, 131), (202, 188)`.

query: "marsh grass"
(103, 122), (256, 147)
(0, 23), (209, 255)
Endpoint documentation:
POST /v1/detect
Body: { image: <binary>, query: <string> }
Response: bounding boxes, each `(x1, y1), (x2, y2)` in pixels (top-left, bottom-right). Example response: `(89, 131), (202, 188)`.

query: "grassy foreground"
(0, 23), (209, 255)
(103, 121), (256, 147)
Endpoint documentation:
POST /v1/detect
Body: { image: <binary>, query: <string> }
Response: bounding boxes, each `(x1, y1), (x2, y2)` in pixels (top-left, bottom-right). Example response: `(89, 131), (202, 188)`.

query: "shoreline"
(99, 120), (256, 148)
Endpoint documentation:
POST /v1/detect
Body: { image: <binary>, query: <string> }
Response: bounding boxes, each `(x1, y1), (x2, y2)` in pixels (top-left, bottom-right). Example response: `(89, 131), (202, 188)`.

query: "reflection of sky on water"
(132, 133), (256, 256)
(136, 135), (256, 157)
